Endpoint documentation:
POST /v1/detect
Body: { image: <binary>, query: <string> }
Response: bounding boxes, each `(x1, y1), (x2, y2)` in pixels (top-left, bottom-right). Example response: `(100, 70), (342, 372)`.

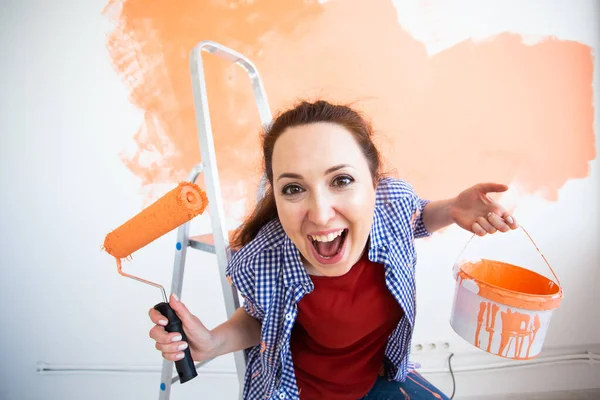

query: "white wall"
(0, 1), (598, 399)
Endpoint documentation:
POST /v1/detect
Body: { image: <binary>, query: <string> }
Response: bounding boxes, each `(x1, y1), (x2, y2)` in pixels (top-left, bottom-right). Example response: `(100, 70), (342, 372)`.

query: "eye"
(281, 184), (304, 196)
(332, 175), (354, 187)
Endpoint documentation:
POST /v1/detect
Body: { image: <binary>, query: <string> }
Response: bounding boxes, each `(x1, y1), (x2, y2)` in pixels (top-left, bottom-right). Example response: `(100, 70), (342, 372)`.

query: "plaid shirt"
(226, 177), (431, 400)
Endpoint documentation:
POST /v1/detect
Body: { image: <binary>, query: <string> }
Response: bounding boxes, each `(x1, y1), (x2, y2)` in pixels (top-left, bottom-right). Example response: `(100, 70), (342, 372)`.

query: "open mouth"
(308, 229), (348, 262)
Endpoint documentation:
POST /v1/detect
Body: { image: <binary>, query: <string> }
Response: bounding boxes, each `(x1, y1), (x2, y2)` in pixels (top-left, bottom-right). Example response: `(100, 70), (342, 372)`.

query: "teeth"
(310, 229), (344, 243)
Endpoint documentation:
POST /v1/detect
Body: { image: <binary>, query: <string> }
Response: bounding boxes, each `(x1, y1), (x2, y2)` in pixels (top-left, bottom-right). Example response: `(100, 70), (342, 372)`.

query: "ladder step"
(188, 232), (236, 254)
(189, 234), (216, 253)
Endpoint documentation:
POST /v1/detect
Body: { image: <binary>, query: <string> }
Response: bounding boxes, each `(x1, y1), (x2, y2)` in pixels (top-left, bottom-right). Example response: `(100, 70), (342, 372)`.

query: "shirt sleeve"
(241, 294), (263, 321)
(376, 177), (433, 240)
(413, 197), (432, 239)
(226, 254), (265, 322)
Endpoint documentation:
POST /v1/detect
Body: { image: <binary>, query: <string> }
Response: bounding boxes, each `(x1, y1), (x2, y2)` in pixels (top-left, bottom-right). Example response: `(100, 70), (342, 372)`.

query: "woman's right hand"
(148, 293), (218, 362)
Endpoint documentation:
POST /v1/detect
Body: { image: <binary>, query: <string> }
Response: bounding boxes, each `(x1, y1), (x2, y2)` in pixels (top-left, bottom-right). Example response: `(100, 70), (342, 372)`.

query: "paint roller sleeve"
(103, 182), (209, 259)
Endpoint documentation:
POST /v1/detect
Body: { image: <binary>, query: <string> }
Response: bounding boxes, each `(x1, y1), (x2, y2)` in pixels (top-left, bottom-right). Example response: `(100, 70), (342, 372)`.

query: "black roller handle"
(154, 302), (198, 384)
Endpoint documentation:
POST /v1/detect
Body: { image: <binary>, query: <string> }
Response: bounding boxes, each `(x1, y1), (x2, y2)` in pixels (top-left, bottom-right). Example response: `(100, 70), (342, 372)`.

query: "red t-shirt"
(290, 252), (404, 400)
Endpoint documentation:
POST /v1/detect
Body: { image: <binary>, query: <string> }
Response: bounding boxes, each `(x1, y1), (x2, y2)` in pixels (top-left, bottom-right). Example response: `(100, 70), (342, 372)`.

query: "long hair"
(229, 100), (383, 249)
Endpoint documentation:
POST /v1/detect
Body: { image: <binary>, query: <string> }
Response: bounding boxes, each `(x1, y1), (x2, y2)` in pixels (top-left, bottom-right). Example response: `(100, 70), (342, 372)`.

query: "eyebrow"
(276, 164), (352, 181)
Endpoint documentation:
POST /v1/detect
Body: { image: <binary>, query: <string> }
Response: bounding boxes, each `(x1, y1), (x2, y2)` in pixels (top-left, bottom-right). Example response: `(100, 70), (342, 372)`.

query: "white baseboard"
(413, 344), (600, 399)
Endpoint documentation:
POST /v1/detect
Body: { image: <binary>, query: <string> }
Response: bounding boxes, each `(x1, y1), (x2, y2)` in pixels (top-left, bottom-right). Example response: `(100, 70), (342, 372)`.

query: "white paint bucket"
(449, 227), (563, 360)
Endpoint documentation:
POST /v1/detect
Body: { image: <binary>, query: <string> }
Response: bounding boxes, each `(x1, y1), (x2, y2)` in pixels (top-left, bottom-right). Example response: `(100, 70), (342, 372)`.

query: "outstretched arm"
(421, 183), (518, 236)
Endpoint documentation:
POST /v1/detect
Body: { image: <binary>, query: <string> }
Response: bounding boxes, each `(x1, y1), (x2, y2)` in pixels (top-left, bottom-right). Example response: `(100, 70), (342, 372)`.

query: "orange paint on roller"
(102, 181), (208, 296)
(104, 181), (208, 259)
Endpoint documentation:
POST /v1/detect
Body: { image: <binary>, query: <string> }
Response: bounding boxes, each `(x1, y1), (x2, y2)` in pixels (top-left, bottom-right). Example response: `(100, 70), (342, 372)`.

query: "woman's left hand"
(450, 183), (519, 236)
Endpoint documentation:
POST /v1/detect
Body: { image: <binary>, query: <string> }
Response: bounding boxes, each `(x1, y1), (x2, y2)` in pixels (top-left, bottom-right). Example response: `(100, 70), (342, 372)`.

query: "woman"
(148, 100), (518, 399)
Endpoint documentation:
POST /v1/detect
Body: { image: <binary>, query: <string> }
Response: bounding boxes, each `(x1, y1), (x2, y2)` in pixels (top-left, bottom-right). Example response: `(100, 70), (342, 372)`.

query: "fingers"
(501, 211), (519, 230)
(150, 326), (189, 361)
(472, 211), (518, 236)
(149, 294), (208, 362)
(148, 300), (189, 362)
(148, 323), (182, 345)
(148, 316), (189, 362)
(148, 308), (168, 327)
(149, 294), (194, 327)
(476, 183), (509, 194)
(472, 222), (487, 236)
(476, 216), (497, 234)
(486, 212), (510, 232)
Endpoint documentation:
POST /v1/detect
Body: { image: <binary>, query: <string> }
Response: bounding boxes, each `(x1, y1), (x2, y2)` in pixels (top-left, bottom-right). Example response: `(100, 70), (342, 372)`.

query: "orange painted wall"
(103, 0), (595, 220)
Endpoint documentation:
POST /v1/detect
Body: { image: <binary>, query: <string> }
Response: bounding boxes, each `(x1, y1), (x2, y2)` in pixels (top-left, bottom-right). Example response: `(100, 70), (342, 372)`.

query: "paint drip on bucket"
(450, 227), (563, 360)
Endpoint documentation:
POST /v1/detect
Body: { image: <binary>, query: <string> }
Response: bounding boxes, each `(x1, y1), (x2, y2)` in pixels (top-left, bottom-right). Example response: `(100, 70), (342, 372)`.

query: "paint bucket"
(449, 226), (563, 360)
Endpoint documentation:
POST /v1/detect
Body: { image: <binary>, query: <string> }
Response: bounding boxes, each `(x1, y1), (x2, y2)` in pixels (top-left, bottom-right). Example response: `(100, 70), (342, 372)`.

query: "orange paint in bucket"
(450, 227), (563, 360)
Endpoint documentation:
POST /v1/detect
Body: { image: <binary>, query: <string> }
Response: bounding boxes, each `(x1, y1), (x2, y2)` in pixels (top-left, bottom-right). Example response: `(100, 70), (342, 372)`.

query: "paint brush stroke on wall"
(103, 0), (595, 221)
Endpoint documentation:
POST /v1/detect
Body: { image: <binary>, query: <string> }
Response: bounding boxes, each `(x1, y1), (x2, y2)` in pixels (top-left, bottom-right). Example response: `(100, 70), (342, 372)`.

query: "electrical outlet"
(412, 341), (451, 352)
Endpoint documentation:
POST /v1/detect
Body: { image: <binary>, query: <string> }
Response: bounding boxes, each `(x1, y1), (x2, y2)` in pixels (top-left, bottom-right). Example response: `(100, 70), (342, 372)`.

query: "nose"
(307, 189), (336, 226)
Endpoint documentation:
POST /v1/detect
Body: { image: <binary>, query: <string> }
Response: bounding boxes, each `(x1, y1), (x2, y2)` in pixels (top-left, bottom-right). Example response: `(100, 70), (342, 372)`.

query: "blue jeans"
(360, 371), (451, 400)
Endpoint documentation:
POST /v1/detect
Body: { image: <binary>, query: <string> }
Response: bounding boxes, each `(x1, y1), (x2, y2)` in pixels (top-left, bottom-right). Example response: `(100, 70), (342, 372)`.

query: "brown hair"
(230, 100), (383, 249)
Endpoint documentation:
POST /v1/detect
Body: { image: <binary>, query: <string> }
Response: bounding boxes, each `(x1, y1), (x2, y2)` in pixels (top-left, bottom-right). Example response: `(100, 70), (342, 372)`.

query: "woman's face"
(272, 122), (377, 277)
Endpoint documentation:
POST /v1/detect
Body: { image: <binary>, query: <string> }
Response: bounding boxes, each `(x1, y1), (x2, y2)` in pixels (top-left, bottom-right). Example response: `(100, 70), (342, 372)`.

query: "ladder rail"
(189, 40), (272, 396)
(159, 40), (272, 400)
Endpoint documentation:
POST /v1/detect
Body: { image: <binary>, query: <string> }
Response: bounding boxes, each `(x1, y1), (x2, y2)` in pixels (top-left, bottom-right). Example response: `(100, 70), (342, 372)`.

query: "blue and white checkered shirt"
(226, 177), (431, 400)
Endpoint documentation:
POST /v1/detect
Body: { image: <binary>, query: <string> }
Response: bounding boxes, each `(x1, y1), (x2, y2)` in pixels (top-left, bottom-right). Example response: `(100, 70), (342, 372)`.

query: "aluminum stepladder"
(158, 40), (273, 400)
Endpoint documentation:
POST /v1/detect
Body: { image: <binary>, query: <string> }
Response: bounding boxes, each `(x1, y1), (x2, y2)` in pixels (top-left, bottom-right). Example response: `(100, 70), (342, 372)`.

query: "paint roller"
(103, 181), (209, 384)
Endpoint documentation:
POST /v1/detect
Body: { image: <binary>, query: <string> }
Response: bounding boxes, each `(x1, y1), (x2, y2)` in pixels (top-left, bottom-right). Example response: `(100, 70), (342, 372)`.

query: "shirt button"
(279, 393), (286, 399)
(285, 313), (293, 321)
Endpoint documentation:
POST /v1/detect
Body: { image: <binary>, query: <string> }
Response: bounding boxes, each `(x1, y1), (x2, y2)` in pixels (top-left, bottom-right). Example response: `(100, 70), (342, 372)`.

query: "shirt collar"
(367, 205), (388, 249)
(281, 234), (312, 288)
